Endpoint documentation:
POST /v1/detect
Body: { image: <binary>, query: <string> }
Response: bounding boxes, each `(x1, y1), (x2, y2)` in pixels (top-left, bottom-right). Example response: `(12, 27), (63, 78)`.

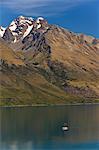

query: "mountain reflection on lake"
(0, 104), (99, 150)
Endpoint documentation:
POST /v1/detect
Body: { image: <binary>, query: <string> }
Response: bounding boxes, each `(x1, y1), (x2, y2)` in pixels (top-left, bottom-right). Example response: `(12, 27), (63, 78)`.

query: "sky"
(0, 0), (99, 38)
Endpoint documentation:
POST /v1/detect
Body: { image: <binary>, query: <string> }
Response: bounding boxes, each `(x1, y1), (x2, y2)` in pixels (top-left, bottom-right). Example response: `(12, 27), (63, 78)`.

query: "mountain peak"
(2, 16), (48, 42)
(18, 15), (25, 19)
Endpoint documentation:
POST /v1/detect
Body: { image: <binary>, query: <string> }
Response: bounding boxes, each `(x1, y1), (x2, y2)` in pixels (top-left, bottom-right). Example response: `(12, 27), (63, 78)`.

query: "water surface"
(0, 104), (99, 150)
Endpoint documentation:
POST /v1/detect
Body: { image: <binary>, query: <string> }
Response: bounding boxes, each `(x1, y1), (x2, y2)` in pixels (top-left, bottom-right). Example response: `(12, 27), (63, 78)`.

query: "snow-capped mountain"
(1, 16), (99, 50)
(2, 16), (48, 43)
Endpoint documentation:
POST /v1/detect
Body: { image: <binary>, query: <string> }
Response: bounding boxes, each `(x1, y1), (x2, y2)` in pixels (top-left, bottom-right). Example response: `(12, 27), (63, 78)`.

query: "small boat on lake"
(62, 123), (69, 131)
(62, 126), (68, 131)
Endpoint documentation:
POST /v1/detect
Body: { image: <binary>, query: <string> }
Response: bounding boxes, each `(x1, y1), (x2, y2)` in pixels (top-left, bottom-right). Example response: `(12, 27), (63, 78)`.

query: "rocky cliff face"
(0, 16), (99, 106)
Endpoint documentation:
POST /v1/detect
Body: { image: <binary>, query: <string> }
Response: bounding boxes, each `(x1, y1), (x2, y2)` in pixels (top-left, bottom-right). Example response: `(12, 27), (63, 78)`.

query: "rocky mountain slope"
(0, 16), (99, 106)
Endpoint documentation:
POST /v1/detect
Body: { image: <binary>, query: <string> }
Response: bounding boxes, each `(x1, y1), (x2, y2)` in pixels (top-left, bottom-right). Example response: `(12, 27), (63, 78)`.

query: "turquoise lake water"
(0, 104), (99, 150)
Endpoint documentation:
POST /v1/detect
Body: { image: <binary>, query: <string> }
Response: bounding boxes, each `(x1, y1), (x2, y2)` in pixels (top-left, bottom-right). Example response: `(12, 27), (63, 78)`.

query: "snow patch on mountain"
(0, 26), (6, 37)
(13, 37), (17, 43)
(23, 25), (33, 38)
(37, 24), (41, 29)
(36, 17), (44, 24)
(9, 21), (17, 31)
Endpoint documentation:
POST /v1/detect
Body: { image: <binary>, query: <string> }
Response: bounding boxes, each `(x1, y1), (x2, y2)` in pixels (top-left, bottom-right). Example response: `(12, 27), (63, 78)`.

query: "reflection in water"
(0, 105), (99, 150)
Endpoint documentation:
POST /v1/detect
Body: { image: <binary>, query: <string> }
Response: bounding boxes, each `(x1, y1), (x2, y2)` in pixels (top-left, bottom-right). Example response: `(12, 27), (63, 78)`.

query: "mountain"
(0, 16), (99, 106)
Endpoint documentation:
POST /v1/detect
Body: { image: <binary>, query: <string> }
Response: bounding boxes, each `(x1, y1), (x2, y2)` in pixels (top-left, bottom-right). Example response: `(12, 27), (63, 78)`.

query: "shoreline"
(0, 102), (99, 108)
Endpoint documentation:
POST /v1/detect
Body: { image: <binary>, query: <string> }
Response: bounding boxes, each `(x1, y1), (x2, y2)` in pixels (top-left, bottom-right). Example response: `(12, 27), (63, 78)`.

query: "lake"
(0, 104), (99, 150)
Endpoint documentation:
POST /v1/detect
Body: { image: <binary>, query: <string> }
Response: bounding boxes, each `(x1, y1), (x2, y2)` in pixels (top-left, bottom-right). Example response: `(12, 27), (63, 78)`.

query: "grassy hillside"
(0, 64), (85, 106)
(0, 39), (25, 66)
